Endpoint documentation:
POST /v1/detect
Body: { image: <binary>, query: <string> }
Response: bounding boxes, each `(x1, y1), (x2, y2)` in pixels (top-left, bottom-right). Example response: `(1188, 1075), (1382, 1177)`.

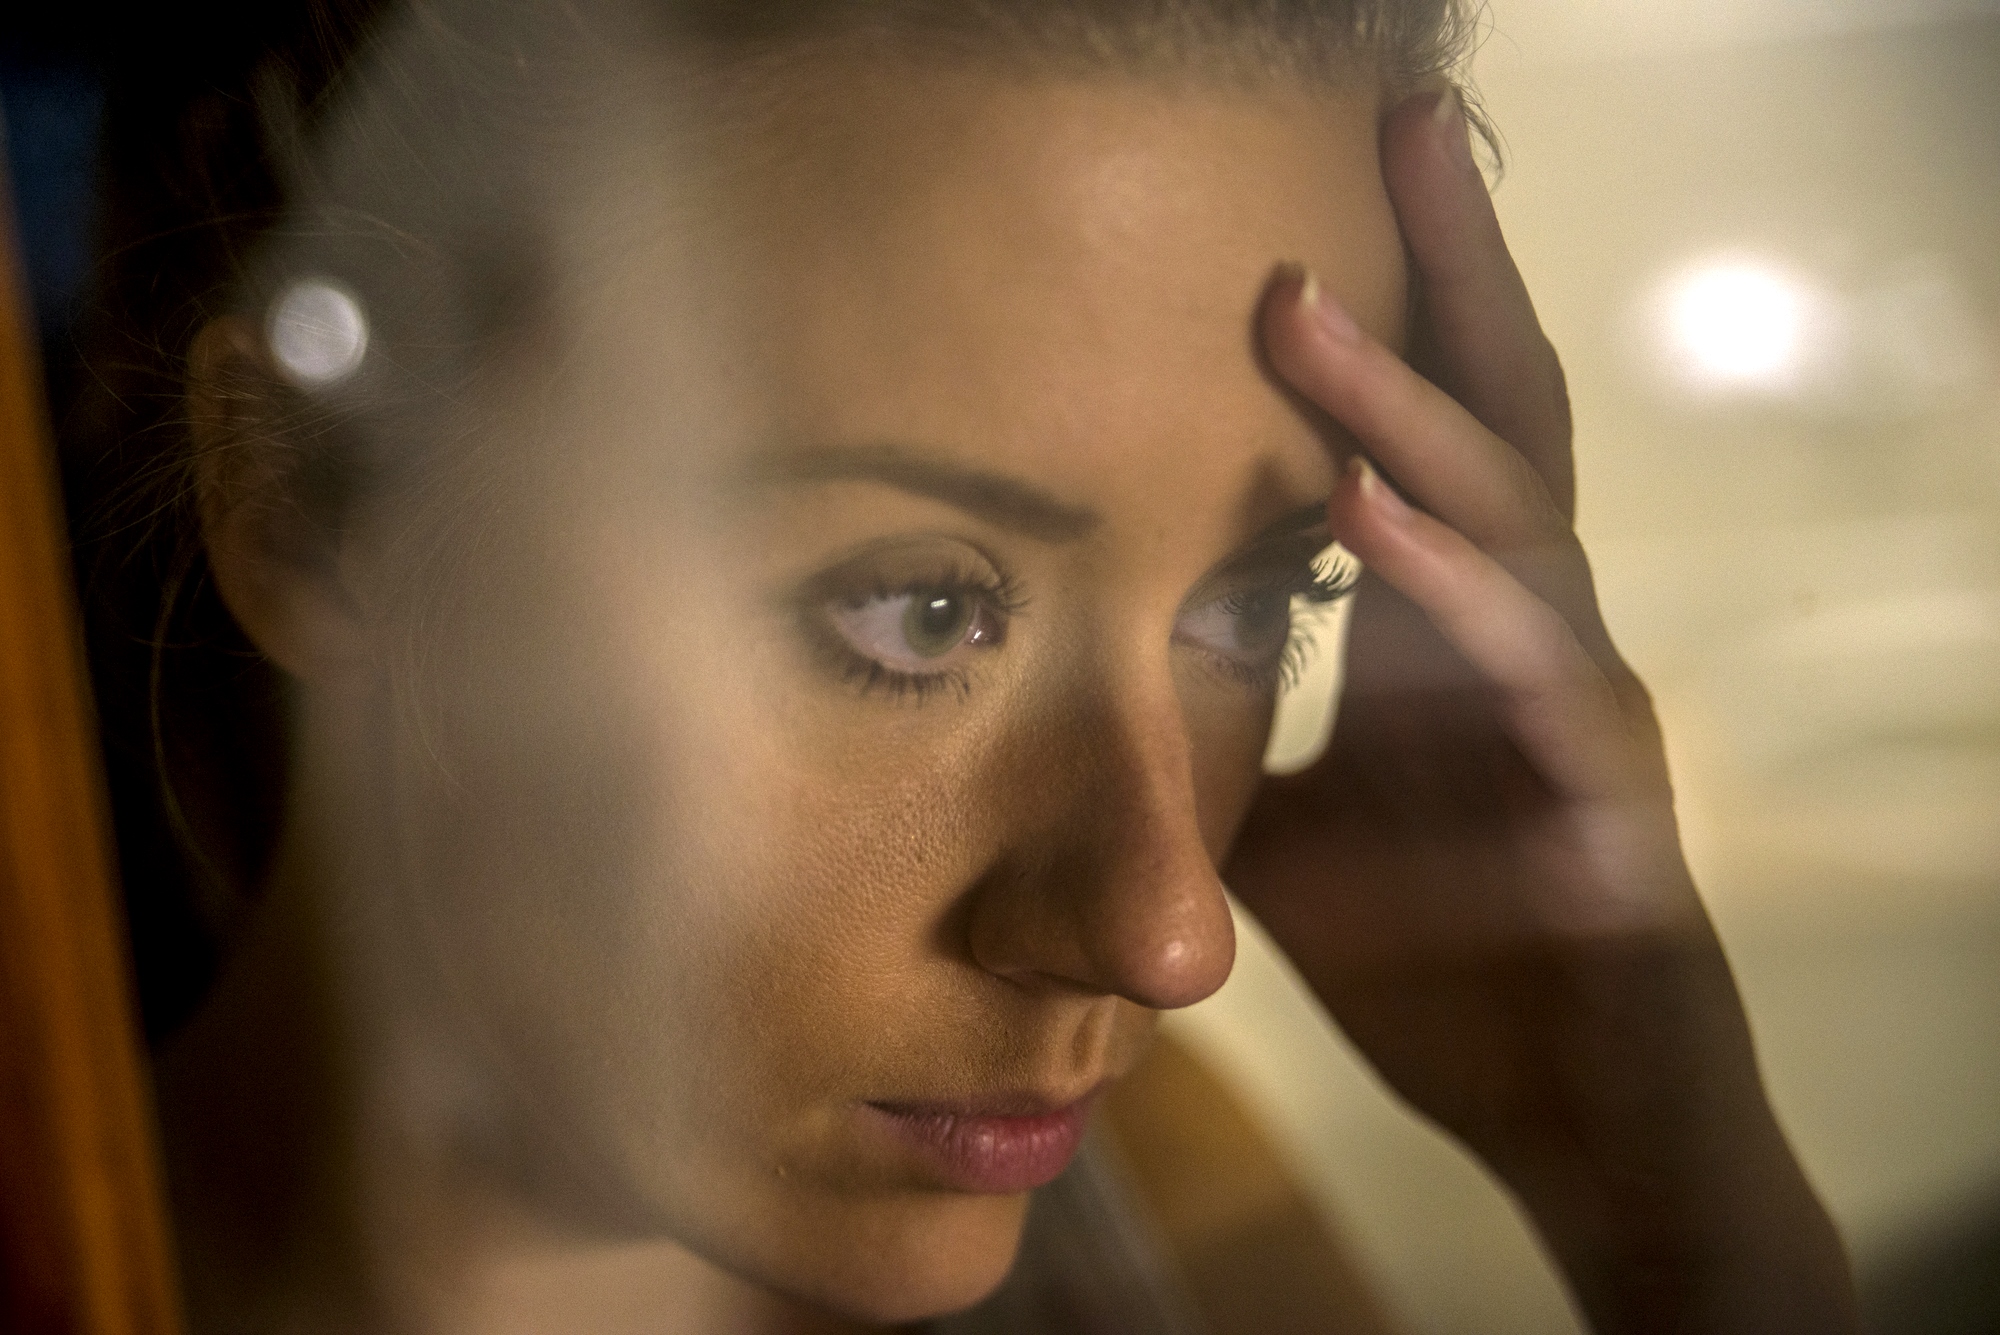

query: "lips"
(862, 1089), (1099, 1194)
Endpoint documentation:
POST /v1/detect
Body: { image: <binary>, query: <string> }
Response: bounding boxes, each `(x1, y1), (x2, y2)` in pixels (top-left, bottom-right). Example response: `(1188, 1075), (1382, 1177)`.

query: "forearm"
(1474, 935), (1861, 1335)
(1507, 1120), (1859, 1335)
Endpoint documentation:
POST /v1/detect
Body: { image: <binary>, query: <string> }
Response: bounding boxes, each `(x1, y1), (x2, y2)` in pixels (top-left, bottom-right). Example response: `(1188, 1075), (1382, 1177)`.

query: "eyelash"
(807, 565), (1028, 703)
(1208, 551), (1361, 692)
(806, 549), (1358, 703)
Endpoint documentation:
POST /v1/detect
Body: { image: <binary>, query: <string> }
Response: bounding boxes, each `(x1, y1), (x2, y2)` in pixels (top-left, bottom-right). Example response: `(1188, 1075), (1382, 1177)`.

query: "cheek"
(366, 514), (793, 1201)
(1176, 668), (1282, 857)
(393, 621), (1046, 1311)
(394, 618), (735, 1147)
(382, 523), (995, 1164)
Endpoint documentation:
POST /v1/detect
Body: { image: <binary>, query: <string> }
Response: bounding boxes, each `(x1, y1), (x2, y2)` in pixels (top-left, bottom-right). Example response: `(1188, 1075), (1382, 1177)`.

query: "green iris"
(903, 591), (974, 658)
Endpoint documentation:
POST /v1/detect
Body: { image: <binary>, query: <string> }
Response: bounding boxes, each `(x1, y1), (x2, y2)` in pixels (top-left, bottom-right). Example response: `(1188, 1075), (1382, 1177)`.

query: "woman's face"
(352, 50), (1405, 1322)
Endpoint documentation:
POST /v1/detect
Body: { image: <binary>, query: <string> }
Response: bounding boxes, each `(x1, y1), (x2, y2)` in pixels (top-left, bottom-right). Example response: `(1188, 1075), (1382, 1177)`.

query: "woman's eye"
(1175, 588), (1294, 669)
(1174, 545), (1357, 689)
(826, 587), (1006, 675)
(905, 592), (977, 657)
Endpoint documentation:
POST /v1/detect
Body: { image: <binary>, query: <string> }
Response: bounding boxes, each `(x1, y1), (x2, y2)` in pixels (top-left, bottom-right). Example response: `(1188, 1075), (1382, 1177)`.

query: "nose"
(965, 677), (1237, 1011)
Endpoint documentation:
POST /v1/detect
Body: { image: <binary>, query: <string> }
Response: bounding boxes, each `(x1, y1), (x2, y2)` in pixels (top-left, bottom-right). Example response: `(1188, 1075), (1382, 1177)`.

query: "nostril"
(963, 845), (1239, 1008)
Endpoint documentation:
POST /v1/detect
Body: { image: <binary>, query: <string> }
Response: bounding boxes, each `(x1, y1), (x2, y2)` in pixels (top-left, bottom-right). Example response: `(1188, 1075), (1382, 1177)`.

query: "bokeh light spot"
(268, 279), (369, 387)
(1666, 261), (1808, 389)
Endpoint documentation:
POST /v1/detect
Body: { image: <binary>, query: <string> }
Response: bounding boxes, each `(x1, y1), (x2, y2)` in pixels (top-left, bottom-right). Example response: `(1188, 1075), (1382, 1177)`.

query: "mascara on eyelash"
(800, 564), (1019, 703)
(835, 655), (977, 703)
(1216, 551), (1360, 616)
(799, 611), (982, 704)
(803, 550), (1029, 614)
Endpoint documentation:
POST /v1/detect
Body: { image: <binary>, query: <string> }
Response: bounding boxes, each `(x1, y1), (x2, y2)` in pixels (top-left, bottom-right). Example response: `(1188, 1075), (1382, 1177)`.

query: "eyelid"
(786, 533), (1023, 609)
(1171, 537), (1355, 693)
(1180, 531), (1349, 613)
(792, 535), (1008, 591)
(787, 535), (1024, 703)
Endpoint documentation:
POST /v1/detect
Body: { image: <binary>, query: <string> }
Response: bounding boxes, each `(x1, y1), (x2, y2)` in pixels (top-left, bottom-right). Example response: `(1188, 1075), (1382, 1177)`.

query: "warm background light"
(1664, 259), (1812, 390)
(1241, 4), (2000, 1331)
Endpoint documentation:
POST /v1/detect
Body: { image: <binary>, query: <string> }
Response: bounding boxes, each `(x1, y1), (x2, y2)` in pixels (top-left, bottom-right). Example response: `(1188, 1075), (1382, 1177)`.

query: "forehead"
(568, 53), (1406, 532)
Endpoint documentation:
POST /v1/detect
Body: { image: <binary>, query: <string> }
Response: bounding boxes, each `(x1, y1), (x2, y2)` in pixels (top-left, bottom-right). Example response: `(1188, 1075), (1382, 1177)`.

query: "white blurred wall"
(1189, 6), (2000, 1331)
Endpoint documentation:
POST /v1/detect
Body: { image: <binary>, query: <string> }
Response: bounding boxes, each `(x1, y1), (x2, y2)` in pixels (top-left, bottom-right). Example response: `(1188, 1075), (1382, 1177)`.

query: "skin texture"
(176, 51), (1404, 1334)
(168, 36), (1860, 1335)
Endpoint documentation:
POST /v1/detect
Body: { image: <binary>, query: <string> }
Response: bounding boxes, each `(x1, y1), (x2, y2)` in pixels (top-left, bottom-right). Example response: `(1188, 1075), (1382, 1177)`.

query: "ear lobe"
(187, 316), (370, 684)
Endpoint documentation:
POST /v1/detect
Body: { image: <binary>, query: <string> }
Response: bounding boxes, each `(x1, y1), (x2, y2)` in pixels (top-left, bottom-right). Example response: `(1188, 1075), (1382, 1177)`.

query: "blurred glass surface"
(1226, 4), (2000, 1331)
(9, 2), (1993, 1328)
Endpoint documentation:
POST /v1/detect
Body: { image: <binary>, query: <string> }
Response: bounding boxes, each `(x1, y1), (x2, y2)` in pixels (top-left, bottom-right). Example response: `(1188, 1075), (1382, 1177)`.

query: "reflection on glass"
(267, 278), (369, 388)
(1176, 6), (2000, 1333)
(8, 0), (1989, 1333)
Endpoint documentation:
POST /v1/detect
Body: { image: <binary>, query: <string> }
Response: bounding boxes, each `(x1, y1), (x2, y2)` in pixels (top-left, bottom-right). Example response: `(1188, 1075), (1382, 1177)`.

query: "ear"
(187, 316), (371, 684)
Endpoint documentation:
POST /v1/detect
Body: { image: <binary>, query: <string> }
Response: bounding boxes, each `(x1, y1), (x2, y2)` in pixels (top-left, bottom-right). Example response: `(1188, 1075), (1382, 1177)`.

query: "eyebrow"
(743, 444), (1102, 543)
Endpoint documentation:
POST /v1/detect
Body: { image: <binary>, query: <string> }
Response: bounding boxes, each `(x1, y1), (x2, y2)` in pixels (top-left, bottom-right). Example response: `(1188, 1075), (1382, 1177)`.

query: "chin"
(772, 1188), (1034, 1325)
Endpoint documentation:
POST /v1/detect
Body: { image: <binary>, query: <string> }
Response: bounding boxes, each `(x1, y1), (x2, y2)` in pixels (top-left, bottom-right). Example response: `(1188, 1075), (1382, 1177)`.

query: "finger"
(1382, 90), (1575, 520)
(1263, 267), (1621, 670)
(1329, 455), (1644, 802)
(1262, 264), (1564, 559)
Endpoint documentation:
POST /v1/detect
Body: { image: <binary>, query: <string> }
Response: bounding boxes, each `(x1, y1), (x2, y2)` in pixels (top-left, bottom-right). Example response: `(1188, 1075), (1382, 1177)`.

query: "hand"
(1223, 91), (1859, 1334)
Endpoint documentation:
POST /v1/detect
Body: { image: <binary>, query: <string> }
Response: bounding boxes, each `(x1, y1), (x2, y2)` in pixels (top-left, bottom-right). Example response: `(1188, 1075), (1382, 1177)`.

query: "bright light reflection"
(268, 278), (369, 387)
(1667, 261), (1808, 389)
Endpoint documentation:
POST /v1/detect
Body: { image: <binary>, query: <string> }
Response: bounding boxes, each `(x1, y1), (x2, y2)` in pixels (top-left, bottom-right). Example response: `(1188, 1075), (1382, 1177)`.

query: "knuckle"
(1540, 337), (1574, 433)
(1505, 446), (1568, 535)
(1607, 660), (1658, 717)
(1514, 596), (1582, 668)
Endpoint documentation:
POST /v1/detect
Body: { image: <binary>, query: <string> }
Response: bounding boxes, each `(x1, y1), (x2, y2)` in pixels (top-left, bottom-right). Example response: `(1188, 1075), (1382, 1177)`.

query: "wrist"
(1500, 1116), (1859, 1335)
(1442, 931), (1862, 1335)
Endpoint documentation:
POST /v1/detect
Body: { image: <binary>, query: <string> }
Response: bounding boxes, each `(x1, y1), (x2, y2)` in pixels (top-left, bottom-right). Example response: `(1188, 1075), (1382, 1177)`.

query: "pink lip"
(863, 1090), (1099, 1194)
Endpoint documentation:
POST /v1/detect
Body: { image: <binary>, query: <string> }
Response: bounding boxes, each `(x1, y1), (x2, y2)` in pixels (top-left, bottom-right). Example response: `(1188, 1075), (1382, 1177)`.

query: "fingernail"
(1433, 87), (1475, 175)
(1350, 455), (1412, 523)
(1295, 266), (1361, 344)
